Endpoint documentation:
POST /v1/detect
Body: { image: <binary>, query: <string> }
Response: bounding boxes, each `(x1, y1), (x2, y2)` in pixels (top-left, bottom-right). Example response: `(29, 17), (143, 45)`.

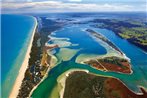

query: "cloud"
(1, 1), (145, 13)
(68, 0), (82, 2)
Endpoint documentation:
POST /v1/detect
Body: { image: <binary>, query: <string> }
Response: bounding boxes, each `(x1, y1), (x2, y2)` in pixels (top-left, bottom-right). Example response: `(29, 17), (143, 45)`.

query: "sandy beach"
(9, 17), (37, 98)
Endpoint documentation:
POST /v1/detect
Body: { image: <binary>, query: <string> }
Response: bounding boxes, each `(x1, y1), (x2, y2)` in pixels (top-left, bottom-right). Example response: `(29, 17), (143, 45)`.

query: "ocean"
(1, 14), (36, 98)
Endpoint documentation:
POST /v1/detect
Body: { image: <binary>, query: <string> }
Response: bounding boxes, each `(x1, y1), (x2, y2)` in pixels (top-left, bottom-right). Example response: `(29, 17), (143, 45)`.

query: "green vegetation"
(84, 56), (131, 74)
(64, 71), (106, 98)
(64, 71), (146, 98)
(119, 27), (147, 45)
(92, 19), (147, 51)
(17, 17), (63, 98)
(17, 31), (48, 98)
(98, 56), (128, 67)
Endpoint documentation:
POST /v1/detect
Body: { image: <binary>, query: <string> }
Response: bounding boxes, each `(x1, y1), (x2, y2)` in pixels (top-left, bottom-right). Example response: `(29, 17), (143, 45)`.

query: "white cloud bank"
(68, 0), (82, 2)
(1, 1), (146, 13)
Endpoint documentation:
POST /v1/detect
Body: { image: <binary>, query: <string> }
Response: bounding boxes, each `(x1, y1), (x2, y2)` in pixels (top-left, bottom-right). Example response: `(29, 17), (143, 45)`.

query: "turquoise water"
(50, 25), (107, 55)
(1, 14), (36, 98)
(32, 23), (147, 98)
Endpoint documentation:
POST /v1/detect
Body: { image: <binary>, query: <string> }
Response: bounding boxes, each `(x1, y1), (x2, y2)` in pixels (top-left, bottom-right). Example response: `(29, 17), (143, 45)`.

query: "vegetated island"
(63, 71), (147, 98)
(85, 29), (132, 74)
(90, 19), (147, 52)
(84, 56), (131, 74)
(16, 17), (64, 98)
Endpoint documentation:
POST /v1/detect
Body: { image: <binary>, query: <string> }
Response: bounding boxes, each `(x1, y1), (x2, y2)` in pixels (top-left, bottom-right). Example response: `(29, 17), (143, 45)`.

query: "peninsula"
(64, 71), (147, 98)
(11, 17), (63, 98)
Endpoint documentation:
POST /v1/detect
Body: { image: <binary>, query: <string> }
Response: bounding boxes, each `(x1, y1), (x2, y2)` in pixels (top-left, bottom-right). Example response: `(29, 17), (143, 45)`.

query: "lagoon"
(32, 23), (147, 98)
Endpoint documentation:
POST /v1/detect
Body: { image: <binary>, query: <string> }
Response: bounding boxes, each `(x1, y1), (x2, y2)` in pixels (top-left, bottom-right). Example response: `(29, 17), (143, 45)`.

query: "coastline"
(9, 17), (37, 98)
(3, 13), (146, 98)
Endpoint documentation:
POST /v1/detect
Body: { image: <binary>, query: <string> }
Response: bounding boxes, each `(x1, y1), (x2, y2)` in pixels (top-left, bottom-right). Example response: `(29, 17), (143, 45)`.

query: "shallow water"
(32, 23), (147, 98)
(1, 14), (36, 98)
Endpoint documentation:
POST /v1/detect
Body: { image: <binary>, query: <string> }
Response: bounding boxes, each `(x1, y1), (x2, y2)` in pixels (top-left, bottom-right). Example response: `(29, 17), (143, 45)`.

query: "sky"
(1, 0), (147, 13)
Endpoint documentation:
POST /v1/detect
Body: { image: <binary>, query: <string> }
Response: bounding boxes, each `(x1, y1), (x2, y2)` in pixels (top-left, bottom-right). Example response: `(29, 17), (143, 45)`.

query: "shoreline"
(57, 69), (89, 98)
(29, 28), (61, 97)
(28, 53), (57, 97)
(58, 70), (145, 98)
(9, 17), (37, 98)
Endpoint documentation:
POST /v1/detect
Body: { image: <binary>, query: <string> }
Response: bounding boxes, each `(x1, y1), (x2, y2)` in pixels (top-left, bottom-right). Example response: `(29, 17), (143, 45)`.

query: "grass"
(119, 27), (147, 45)
(92, 19), (147, 49)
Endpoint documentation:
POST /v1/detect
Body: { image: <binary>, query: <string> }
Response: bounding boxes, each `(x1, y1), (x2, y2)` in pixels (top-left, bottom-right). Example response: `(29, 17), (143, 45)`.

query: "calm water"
(32, 23), (147, 98)
(1, 14), (36, 98)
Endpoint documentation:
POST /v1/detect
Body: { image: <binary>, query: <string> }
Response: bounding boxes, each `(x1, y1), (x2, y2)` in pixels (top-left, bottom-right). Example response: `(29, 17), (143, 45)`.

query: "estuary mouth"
(2, 12), (147, 98)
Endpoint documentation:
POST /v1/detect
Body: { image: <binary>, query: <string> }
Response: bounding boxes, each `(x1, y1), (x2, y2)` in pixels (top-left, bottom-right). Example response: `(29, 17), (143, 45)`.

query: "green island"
(84, 56), (131, 74)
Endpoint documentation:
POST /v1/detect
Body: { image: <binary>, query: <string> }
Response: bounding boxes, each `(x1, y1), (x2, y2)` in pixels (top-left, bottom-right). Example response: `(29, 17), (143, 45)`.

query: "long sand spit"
(9, 17), (37, 98)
